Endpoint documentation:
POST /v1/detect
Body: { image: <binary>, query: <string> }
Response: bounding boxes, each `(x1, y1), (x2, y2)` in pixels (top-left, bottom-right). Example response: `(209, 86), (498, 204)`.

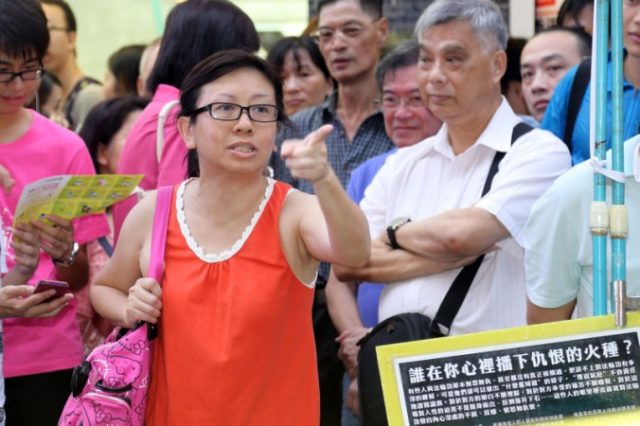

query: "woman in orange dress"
(91, 50), (371, 425)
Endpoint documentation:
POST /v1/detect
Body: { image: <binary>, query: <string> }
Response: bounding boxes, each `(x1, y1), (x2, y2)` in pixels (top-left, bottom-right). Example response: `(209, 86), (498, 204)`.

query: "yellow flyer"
(13, 174), (142, 226)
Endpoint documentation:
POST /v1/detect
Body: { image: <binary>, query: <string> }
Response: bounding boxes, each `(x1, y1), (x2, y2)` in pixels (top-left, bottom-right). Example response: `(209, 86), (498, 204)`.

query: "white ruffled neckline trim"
(176, 178), (275, 263)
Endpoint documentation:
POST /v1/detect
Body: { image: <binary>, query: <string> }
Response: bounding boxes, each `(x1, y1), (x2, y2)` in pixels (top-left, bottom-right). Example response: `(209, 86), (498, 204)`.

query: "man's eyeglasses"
(381, 95), (426, 110)
(193, 102), (280, 123)
(0, 68), (43, 84)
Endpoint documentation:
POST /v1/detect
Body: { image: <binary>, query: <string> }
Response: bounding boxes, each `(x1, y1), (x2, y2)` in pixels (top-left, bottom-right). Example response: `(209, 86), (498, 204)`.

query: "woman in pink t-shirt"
(0, 1), (109, 424)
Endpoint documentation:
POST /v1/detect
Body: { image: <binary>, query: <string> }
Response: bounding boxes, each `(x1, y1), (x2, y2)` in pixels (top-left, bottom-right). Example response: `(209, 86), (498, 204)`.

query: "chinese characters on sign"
(395, 330), (640, 425)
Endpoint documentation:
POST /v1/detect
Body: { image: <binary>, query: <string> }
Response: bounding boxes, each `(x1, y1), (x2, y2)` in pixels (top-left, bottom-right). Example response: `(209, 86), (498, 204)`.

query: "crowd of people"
(0, 0), (637, 424)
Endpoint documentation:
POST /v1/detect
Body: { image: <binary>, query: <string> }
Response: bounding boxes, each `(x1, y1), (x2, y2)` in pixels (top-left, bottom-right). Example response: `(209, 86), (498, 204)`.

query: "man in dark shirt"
(271, 0), (394, 424)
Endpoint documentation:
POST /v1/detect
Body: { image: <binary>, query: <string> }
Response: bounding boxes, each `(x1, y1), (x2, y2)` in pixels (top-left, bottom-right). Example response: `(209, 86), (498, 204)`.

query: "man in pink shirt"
(0, 1), (109, 423)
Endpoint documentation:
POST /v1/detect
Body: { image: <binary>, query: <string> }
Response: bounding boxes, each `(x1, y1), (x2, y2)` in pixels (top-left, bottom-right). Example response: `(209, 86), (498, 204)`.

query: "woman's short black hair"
(266, 36), (332, 82)
(108, 44), (146, 96)
(180, 50), (288, 178)
(80, 96), (150, 172)
(0, 0), (49, 62)
(146, 0), (260, 96)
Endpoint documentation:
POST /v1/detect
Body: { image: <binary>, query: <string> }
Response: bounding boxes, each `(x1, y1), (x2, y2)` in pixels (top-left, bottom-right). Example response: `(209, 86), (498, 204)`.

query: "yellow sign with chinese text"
(377, 313), (640, 425)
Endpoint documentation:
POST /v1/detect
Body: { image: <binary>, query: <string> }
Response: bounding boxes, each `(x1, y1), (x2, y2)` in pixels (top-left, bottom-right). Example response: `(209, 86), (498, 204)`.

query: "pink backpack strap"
(147, 186), (173, 282)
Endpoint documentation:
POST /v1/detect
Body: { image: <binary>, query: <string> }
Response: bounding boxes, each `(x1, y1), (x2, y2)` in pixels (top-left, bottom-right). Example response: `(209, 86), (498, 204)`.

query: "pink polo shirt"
(114, 84), (185, 241)
(0, 110), (110, 378)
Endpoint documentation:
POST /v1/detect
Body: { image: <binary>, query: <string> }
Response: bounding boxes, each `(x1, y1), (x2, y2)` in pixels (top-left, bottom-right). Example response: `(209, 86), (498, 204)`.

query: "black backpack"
(562, 58), (591, 151)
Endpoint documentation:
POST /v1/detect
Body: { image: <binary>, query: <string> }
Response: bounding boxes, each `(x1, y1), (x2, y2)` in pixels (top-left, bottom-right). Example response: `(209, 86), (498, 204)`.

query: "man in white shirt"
(334, 0), (570, 335)
(526, 136), (640, 323)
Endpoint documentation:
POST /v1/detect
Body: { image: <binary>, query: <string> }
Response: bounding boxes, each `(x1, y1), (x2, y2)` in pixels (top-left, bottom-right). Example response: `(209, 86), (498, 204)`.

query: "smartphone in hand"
(34, 280), (70, 302)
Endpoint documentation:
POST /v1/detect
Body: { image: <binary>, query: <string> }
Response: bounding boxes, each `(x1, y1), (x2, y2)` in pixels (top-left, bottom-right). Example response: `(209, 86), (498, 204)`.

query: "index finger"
(304, 124), (333, 146)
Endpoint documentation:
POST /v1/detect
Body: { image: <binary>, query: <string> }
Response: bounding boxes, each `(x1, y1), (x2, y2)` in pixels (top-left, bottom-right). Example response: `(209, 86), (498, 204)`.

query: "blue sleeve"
(346, 151), (394, 203)
(347, 163), (368, 203)
(541, 65), (579, 139)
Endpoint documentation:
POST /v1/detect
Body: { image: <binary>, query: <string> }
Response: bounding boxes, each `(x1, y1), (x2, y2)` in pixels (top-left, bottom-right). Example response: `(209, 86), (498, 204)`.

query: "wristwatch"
(386, 217), (411, 250)
(53, 241), (80, 267)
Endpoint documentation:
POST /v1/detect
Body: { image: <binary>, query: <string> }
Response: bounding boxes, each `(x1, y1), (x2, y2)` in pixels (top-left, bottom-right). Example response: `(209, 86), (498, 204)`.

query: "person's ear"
(493, 49), (507, 83)
(67, 30), (77, 54)
(178, 116), (196, 149)
(376, 17), (390, 48)
(96, 144), (109, 172)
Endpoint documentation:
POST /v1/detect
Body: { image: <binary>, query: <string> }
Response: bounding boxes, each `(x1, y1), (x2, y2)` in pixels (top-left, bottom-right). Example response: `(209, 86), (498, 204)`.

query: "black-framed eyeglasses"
(0, 68), (43, 84)
(193, 102), (280, 123)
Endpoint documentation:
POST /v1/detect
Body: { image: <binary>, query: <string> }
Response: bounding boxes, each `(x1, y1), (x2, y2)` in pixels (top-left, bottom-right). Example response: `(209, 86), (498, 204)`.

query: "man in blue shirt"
(542, 1), (640, 164)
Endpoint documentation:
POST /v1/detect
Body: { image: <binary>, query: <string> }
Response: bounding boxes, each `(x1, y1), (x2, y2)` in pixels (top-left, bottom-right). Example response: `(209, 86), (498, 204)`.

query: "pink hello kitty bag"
(59, 186), (172, 426)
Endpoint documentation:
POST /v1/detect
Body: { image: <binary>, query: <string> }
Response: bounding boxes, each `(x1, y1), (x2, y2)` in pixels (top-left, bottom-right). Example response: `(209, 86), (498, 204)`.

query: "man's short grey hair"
(414, 0), (508, 51)
(375, 40), (420, 91)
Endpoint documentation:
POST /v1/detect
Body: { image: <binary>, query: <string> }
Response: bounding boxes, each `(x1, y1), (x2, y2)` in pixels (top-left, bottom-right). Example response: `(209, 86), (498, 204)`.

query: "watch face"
(389, 216), (410, 229)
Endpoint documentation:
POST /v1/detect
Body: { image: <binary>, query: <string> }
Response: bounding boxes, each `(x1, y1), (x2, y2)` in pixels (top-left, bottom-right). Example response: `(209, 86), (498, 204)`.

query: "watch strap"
(387, 226), (400, 250)
(387, 218), (410, 250)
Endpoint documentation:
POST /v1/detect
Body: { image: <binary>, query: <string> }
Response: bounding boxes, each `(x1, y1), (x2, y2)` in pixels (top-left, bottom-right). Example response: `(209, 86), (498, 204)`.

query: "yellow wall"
(66, 0), (309, 82)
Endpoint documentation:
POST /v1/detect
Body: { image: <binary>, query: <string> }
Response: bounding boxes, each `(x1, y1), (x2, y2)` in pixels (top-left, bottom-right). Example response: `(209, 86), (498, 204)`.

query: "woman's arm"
(280, 125), (370, 267)
(91, 192), (161, 328)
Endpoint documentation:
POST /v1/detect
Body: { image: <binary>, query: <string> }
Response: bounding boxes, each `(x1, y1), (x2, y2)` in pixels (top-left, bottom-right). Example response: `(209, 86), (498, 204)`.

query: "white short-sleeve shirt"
(361, 99), (571, 335)
(525, 136), (640, 317)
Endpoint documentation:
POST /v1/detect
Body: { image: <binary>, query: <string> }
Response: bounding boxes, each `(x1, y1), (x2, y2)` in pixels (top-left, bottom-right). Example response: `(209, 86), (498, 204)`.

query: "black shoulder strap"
(428, 122), (533, 337)
(562, 58), (591, 152)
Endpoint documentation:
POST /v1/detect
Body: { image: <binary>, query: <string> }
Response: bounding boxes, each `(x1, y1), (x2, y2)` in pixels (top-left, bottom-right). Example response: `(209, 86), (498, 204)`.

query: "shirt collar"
(320, 90), (384, 123)
(432, 97), (519, 157)
(320, 91), (339, 122)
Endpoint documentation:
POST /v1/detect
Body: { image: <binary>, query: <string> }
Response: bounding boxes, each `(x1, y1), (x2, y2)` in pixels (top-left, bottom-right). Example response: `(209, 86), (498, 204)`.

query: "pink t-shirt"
(113, 84), (185, 241)
(0, 110), (110, 378)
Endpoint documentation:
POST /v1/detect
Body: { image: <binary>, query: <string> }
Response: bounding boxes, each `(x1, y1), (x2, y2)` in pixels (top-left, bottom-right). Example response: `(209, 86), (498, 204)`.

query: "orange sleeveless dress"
(145, 180), (319, 425)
